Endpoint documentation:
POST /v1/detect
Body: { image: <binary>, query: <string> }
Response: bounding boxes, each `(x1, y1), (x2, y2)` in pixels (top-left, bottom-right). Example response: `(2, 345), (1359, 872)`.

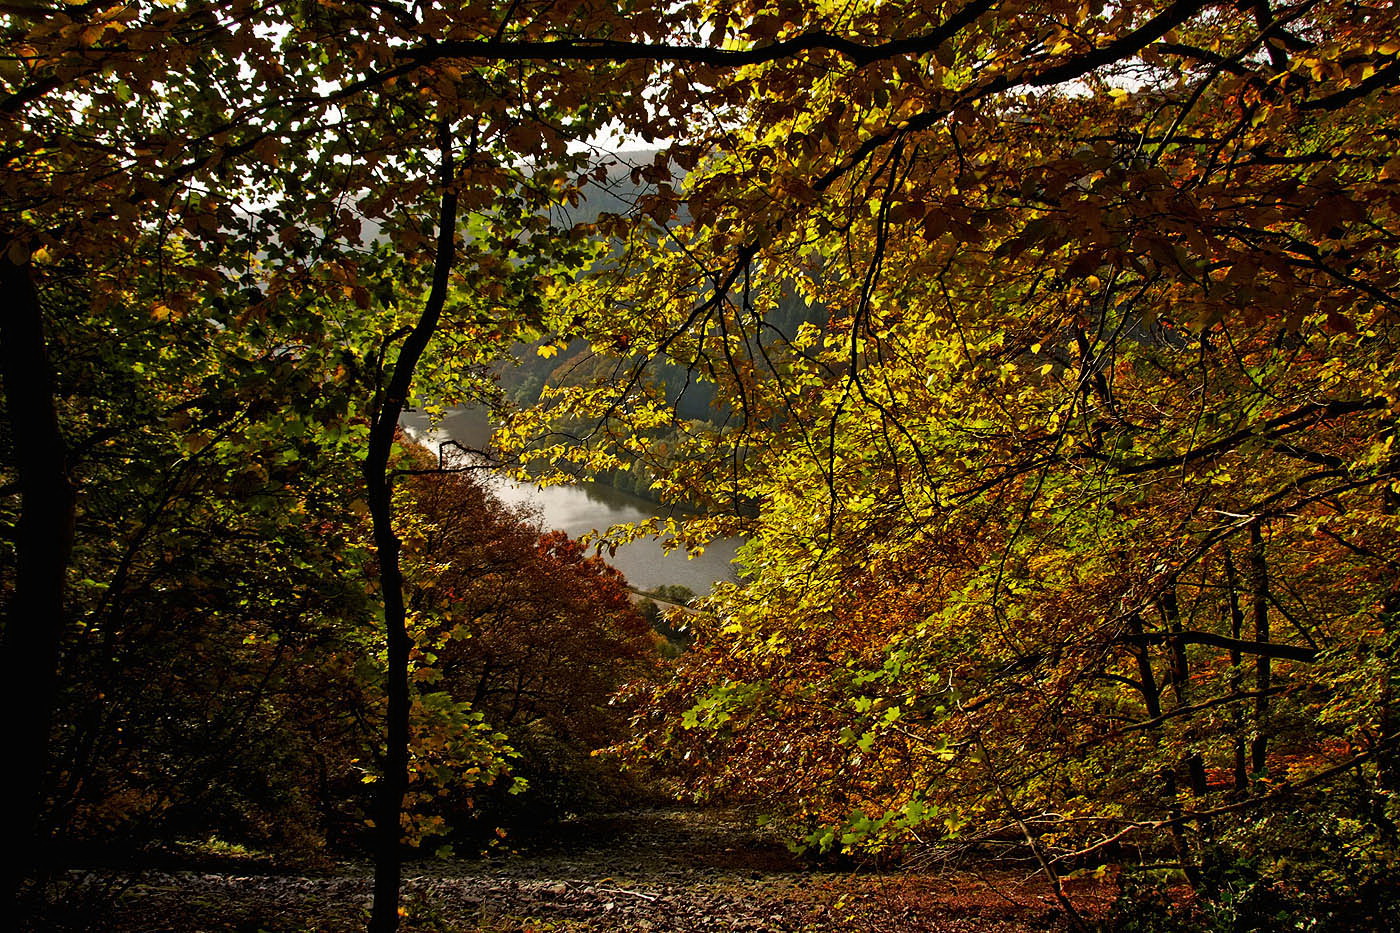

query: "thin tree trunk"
(365, 123), (457, 933)
(1378, 442), (1400, 798)
(0, 252), (76, 908)
(1377, 590), (1400, 818)
(1249, 522), (1271, 776)
(1129, 613), (1163, 723)
(1221, 547), (1249, 794)
(1162, 588), (1189, 709)
(1157, 589), (1213, 841)
(1126, 612), (1201, 887)
(970, 731), (1089, 932)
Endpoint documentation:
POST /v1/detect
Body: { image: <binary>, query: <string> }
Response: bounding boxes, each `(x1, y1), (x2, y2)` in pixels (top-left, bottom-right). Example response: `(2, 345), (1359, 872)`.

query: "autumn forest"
(5, 0), (1400, 930)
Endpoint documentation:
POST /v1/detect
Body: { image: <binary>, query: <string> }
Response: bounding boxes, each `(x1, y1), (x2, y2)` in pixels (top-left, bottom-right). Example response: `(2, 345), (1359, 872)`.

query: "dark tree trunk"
(365, 125), (457, 933)
(1161, 588), (1189, 708)
(1129, 613), (1163, 723)
(1249, 522), (1271, 776)
(0, 253), (76, 907)
(1126, 612), (1201, 887)
(1374, 438), (1400, 803)
(1160, 591), (1212, 827)
(1221, 547), (1250, 794)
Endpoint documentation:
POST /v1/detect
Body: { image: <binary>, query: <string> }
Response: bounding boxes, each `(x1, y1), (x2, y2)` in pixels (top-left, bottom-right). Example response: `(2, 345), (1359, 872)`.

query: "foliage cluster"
(0, 278), (653, 858)
(8, 0), (1400, 929)
(398, 454), (659, 837)
(505, 0), (1400, 927)
(4, 1), (681, 924)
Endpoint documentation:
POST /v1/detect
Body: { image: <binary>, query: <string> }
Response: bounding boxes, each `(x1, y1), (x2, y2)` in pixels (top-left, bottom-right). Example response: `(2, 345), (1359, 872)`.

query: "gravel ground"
(32, 810), (1114, 932)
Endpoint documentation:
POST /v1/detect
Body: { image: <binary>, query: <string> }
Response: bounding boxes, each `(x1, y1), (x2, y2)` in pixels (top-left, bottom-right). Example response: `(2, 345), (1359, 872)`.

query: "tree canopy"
(5, 0), (1400, 928)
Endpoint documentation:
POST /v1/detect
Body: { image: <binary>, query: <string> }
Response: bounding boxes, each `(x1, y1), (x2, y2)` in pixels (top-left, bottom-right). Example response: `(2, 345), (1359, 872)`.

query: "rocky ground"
(33, 809), (1116, 932)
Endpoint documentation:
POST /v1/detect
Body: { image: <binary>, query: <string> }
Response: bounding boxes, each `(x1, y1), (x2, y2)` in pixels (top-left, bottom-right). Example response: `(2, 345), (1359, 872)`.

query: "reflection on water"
(400, 409), (742, 594)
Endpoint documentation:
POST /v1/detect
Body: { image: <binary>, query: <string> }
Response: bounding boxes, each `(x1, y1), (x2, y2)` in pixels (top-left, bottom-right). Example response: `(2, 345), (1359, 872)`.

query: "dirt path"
(50, 810), (1112, 932)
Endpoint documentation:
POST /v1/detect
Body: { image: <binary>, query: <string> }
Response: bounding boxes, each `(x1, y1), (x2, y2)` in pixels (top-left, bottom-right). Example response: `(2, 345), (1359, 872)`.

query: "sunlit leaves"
(491, 2), (1400, 905)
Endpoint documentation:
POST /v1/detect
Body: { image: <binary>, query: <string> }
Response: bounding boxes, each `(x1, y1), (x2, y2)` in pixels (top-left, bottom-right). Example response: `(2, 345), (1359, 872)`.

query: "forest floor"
(42, 809), (1118, 932)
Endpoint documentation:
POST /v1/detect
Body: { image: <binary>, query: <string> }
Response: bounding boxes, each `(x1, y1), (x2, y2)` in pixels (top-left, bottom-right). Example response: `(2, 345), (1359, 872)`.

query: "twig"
(594, 885), (659, 902)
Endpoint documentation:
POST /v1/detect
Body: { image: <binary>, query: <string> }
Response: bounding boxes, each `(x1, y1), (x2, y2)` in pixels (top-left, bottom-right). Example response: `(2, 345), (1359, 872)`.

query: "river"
(400, 408), (742, 594)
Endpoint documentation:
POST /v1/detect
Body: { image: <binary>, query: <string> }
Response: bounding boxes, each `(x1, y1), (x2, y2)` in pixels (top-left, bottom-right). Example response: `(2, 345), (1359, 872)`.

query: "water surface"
(401, 409), (741, 594)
